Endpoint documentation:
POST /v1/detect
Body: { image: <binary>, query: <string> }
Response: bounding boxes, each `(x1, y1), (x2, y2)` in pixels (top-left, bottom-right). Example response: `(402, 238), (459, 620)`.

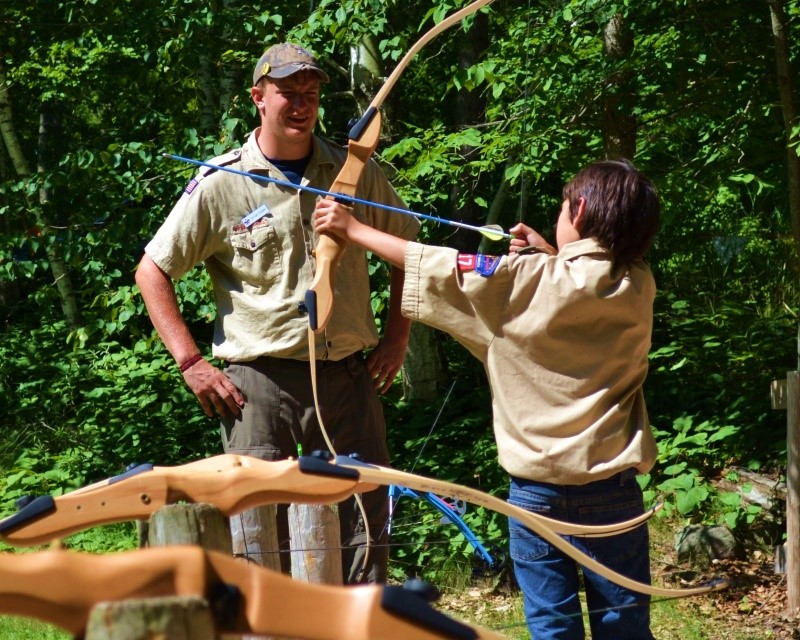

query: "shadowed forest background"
(1, 0), (799, 598)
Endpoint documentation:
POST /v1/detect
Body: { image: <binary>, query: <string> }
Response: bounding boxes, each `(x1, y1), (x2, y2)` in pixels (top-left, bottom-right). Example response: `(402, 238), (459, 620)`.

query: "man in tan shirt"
(136, 43), (418, 584)
(316, 159), (660, 638)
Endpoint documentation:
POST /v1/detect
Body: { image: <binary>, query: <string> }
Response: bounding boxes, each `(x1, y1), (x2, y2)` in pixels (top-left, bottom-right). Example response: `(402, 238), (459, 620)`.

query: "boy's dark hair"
(563, 159), (660, 268)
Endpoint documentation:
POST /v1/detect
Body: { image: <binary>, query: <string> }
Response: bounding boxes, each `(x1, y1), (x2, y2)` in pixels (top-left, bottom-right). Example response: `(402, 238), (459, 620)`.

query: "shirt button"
(326, 340), (333, 348)
(302, 219), (310, 226)
(250, 241), (256, 248)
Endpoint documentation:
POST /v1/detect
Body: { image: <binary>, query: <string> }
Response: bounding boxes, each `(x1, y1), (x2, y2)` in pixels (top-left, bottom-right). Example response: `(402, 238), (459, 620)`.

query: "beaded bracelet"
(179, 353), (203, 373)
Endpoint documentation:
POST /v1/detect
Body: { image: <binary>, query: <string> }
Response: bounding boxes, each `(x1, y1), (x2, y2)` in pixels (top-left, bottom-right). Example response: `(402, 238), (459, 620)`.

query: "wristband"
(179, 354), (203, 373)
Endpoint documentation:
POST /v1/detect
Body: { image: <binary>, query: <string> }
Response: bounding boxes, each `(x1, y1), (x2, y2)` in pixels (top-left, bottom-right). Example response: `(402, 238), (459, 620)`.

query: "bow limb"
(301, 455), (728, 600)
(326, 456), (660, 539)
(0, 546), (508, 639)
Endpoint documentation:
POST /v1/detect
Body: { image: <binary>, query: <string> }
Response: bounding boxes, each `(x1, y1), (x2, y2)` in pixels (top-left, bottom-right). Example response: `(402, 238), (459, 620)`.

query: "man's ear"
(251, 85), (265, 109)
(572, 197), (586, 232)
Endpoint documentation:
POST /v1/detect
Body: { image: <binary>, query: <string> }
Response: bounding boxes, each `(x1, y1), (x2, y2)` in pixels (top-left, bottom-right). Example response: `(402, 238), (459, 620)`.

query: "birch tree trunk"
(0, 61), (81, 329)
(602, 13), (637, 160)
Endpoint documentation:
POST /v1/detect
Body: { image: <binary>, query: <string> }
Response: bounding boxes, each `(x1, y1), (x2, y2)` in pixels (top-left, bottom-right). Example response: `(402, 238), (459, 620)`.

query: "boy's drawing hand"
(314, 198), (355, 238)
(509, 222), (556, 256)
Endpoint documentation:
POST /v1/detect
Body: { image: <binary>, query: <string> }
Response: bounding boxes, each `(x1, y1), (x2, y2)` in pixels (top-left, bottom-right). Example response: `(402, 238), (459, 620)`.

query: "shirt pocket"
(230, 220), (282, 286)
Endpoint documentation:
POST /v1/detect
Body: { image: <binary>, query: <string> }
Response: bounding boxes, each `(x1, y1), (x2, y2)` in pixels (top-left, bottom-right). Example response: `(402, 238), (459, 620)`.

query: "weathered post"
(770, 326), (800, 615)
(230, 504), (282, 571)
(85, 503), (231, 639)
(288, 503), (342, 584)
(789, 368), (800, 614)
(85, 596), (216, 640)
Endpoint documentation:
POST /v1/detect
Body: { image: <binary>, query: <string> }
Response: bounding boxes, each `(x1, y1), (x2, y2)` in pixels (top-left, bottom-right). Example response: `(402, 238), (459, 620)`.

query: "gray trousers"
(220, 353), (390, 584)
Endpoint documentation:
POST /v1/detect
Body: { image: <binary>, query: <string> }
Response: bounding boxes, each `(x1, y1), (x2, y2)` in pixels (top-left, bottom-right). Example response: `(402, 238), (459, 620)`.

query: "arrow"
(163, 153), (511, 241)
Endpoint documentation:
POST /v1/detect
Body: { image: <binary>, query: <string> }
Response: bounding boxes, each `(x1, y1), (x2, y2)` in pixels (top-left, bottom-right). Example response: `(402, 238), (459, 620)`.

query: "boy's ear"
(572, 197), (586, 232)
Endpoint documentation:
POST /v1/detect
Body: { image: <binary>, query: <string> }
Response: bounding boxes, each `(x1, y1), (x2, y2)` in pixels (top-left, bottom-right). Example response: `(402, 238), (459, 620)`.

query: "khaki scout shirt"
(146, 130), (419, 362)
(402, 238), (658, 484)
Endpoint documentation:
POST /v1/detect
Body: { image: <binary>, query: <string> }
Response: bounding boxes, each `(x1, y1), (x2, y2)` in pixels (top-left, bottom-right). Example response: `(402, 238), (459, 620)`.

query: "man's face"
(252, 72), (321, 150)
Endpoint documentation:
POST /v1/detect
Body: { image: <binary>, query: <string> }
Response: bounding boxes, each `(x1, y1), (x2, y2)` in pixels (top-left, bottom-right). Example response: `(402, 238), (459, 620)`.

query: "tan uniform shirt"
(146, 131), (419, 362)
(402, 238), (658, 484)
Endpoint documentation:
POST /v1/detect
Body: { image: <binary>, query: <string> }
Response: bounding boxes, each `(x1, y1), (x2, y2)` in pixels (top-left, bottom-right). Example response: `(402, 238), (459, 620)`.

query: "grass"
(0, 616), (68, 640)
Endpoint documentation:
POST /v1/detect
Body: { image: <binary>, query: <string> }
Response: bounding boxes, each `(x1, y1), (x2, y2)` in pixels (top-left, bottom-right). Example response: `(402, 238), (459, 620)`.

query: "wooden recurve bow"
(0, 454), (655, 547)
(304, 0), (497, 333)
(0, 546), (509, 639)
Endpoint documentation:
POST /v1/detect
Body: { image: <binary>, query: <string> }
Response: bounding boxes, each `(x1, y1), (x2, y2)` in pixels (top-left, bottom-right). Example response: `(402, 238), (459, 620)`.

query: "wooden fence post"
(289, 503), (342, 584)
(85, 596), (215, 640)
(85, 503), (231, 639)
(787, 371), (800, 615)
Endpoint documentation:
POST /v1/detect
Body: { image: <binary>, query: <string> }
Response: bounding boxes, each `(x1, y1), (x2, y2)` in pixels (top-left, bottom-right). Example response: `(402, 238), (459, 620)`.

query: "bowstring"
(380, 379), (457, 543)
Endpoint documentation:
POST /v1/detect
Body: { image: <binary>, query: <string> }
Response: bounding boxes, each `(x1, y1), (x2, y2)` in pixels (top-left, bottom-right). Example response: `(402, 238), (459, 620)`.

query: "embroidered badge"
(458, 253), (500, 277)
(476, 254), (501, 276)
(458, 254), (476, 271)
(241, 204), (271, 228)
(184, 178), (199, 195)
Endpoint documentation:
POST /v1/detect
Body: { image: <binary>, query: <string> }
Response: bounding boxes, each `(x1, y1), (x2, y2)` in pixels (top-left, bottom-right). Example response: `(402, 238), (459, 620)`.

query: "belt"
(240, 352), (363, 369)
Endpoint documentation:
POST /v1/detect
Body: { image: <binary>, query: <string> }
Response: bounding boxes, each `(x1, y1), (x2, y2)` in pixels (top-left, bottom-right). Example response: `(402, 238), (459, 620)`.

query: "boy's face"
(555, 199), (582, 248)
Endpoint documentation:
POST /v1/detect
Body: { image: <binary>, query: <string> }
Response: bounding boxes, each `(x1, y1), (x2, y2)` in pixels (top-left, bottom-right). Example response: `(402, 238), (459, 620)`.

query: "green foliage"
(382, 367), (509, 583)
(0, 0), (798, 577)
(639, 415), (744, 520)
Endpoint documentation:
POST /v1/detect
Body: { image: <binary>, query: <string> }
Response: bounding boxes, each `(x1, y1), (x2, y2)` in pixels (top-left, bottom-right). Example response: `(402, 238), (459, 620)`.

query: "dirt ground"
(670, 555), (800, 639)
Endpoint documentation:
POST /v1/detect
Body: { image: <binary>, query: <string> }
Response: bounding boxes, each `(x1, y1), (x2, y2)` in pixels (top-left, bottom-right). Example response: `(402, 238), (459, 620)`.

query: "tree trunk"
(449, 11), (490, 254)
(0, 118), (19, 313)
(766, 0), (800, 257)
(198, 52), (217, 135)
(402, 323), (449, 402)
(1, 62), (81, 329)
(350, 35), (383, 116)
(602, 13), (637, 160)
(218, 0), (240, 145)
(38, 100), (82, 329)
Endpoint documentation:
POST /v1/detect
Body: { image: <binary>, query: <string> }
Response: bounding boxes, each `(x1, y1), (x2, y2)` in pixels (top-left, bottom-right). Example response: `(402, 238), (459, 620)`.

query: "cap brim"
(266, 64), (330, 83)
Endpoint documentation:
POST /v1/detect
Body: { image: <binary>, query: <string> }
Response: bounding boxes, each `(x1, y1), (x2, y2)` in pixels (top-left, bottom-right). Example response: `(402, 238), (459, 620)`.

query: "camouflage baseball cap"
(253, 43), (330, 85)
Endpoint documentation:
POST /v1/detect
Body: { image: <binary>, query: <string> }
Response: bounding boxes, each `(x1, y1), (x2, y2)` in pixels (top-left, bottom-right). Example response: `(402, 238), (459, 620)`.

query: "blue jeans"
(508, 472), (655, 640)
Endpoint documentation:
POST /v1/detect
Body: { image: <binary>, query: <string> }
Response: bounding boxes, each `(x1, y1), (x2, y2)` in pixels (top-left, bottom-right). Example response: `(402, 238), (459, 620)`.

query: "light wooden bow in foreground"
(0, 454), (655, 548)
(302, 454), (728, 600)
(0, 546), (508, 639)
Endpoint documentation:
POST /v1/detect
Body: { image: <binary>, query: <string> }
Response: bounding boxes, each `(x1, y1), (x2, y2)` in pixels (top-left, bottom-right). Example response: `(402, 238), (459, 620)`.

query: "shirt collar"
(240, 129), (335, 175)
(557, 237), (611, 261)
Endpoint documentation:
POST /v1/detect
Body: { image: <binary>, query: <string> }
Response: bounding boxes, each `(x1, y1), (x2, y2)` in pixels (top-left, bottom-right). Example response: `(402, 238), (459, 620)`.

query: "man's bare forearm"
(135, 254), (200, 364)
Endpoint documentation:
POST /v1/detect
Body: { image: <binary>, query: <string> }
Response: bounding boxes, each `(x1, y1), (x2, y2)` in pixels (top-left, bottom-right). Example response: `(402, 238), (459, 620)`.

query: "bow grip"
(297, 454), (360, 480)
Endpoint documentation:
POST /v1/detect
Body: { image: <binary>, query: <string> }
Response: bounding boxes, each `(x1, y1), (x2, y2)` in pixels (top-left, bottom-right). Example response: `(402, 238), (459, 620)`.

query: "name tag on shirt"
(241, 204), (271, 228)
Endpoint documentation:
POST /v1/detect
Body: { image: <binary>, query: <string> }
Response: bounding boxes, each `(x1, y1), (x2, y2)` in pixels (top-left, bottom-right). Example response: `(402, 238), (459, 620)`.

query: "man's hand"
(365, 337), (407, 395)
(182, 359), (245, 418)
